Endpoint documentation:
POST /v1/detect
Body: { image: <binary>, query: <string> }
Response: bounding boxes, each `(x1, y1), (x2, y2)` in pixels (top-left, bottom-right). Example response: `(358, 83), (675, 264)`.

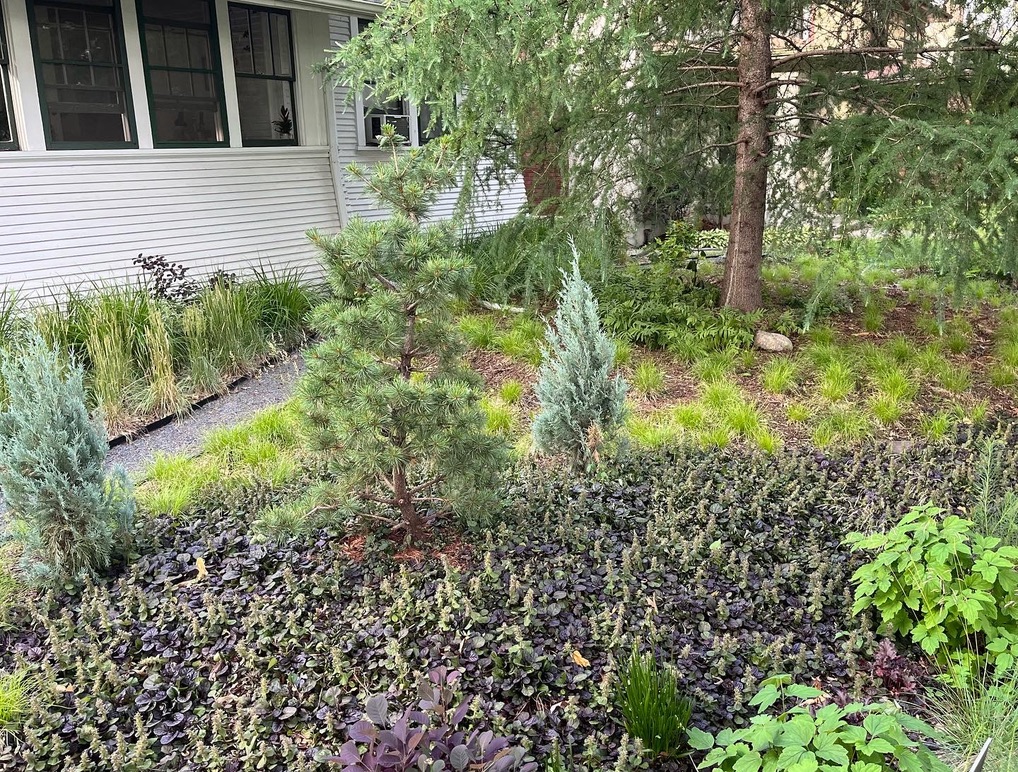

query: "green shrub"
(632, 360), (665, 396)
(689, 675), (948, 772)
(0, 337), (135, 585)
(533, 259), (628, 468)
(302, 130), (505, 537)
(619, 648), (693, 757)
(847, 504), (1018, 676)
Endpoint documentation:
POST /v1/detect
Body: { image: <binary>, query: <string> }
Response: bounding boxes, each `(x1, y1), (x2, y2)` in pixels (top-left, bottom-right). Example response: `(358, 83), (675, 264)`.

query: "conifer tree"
(533, 257), (628, 468)
(301, 127), (505, 539)
(0, 336), (135, 585)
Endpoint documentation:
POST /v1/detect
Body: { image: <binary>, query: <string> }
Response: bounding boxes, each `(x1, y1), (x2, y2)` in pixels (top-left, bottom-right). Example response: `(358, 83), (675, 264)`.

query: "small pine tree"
(301, 127), (505, 539)
(533, 256), (627, 467)
(0, 337), (134, 585)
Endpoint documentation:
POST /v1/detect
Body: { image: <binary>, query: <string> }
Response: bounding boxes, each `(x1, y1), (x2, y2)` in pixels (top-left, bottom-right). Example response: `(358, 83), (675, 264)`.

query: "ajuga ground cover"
(2, 425), (1013, 770)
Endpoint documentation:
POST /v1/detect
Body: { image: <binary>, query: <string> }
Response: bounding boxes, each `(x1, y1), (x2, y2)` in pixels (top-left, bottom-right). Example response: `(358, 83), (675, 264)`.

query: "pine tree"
(533, 256), (628, 468)
(0, 336), (135, 585)
(301, 127), (505, 540)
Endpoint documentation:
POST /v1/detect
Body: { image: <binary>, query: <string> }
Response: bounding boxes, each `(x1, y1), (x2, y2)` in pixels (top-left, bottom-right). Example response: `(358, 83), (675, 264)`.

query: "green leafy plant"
(301, 129), (505, 538)
(0, 337), (135, 585)
(619, 648), (693, 758)
(847, 504), (1018, 675)
(689, 675), (949, 771)
(533, 258), (628, 468)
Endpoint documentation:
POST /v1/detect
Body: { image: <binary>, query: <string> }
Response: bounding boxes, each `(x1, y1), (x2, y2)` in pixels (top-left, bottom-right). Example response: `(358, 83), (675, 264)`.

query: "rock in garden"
(754, 331), (793, 352)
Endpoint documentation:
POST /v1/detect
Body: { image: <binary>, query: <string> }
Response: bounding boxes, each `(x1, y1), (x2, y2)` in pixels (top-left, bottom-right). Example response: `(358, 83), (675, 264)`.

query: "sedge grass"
(619, 648), (693, 758)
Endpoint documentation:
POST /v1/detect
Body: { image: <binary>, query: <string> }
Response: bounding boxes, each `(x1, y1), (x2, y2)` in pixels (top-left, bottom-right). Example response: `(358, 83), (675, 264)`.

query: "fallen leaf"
(196, 557), (208, 580)
(571, 650), (590, 667)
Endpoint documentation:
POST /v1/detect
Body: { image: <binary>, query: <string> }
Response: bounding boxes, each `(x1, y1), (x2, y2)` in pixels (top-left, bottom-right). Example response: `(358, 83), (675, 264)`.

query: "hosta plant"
(846, 504), (1018, 676)
(688, 675), (949, 772)
(323, 668), (536, 772)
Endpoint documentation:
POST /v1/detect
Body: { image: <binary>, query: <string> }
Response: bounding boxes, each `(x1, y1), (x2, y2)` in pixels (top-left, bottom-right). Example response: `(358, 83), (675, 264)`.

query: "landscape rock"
(754, 330), (794, 352)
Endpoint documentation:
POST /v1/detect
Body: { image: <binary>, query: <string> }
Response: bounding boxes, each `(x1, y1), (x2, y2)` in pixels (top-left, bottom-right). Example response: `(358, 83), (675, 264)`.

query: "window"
(354, 17), (446, 148)
(27, 0), (135, 148)
(138, 0), (228, 146)
(0, 4), (16, 149)
(228, 4), (297, 145)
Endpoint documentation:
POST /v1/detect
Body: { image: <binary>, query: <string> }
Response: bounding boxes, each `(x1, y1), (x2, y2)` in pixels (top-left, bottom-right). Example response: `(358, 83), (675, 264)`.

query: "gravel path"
(107, 353), (305, 478)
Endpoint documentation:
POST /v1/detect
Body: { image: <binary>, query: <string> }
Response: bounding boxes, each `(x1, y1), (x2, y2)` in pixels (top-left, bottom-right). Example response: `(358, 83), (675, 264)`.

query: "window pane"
(32, 1), (132, 145)
(141, 0), (210, 24)
(229, 7), (253, 74)
(248, 11), (272, 75)
(417, 103), (446, 144)
(271, 14), (292, 77)
(163, 27), (189, 67)
(0, 74), (12, 144)
(152, 92), (223, 144)
(237, 78), (294, 142)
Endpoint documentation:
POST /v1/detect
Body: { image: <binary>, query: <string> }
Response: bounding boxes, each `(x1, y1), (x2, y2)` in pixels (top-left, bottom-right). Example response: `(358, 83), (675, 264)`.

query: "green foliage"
(459, 313), (499, 349)
(812, 407), (871, 447)
(928, 667), (1018, 772)
(818, 360), (856, 402)
(971, 438), (1018, 546)
(500, 380), (524, 405)
(532, 258), (628, 467)
(847, 504), (1018, 676)
(631, 360), (665, 396)
(483, 397), (516, 436)
(494, 317), (545, 365)
(689, 674), (948, 772)
(0, 669), (31, 741)
(0, 337), (134, 585)
(301, 131), (505, 536)
(761, 357), (797, 395)
(459, 214), (620, 304)
(920, 412), (955, 442)
(786, 403), (811, 423)
(618, 648), (693, 757)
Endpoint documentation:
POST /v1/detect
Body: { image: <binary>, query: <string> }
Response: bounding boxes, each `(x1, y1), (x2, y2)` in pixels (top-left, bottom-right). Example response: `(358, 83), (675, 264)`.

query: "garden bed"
(2, 427), (1010, 770)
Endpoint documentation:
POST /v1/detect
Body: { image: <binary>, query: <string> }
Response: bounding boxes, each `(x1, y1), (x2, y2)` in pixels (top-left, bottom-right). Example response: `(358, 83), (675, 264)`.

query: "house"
(0, 0), (526, 300)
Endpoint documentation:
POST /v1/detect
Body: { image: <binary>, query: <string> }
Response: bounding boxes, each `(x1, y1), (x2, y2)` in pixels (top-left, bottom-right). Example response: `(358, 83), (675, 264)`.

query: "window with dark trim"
(228, 4), (297, 146)
(0, 3), (17, 149)
(138, 0), (228, 146)
(27, 0), (136, 149)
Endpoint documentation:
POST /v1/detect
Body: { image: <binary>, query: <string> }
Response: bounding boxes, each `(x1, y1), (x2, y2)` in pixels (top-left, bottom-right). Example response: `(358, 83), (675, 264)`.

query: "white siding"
(0, 147), (340, 299)
(328, 15), (527, 230)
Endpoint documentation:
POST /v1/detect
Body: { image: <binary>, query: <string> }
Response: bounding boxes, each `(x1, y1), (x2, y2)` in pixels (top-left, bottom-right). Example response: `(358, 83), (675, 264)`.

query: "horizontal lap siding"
(328, 15), (527, 232)
(0, 148), (340, 300)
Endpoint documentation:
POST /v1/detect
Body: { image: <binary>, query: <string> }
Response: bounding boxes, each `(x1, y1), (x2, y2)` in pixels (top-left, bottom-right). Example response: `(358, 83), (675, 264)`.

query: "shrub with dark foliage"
(323, 667), (536, 771)
(1, 424), (1011, 770)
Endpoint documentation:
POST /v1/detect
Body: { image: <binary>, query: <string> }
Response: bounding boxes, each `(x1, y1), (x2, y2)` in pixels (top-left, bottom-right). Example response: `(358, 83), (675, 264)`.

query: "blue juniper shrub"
(0, 336), (134, 586)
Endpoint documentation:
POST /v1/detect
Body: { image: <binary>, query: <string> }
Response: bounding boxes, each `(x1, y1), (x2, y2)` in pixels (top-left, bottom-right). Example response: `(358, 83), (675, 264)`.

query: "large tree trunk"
(720, 0), (772, 312)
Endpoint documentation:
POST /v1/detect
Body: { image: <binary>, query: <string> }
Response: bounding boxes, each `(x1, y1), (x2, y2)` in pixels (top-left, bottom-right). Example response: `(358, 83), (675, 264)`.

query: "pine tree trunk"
(392, 462), (426, 540)
(720, 0), (772, 312)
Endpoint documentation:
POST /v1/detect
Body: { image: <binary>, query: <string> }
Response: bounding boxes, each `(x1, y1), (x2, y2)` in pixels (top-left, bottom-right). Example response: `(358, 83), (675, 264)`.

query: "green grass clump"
(722, 400), (762, 437)
(493, 317), (544, 366)
(760, 357), (797, 394)
(887, 334), (918, 364)
(482, 397), (515, 436)
(619, 648), (693, 757)
(700, 380), (742, 413)
(459, 314), (499, 349)
(813, 407), (870, 447)
(786, 402), (811, 423)
(998, 340), (1018, 370)
(914, 345), (950, 378)
(667, 333), (708, 364)
(613, 339), (633, 368)
(989, 364), (1018, 388)
(499, 380), (524, 405)
(699, 427), (733, 448)
(920, 412), (954, 442)
(861, 301), (885, 333)
(869, 393), (905, 425)
(0, 669), (31, 738)
(692, 350), (736, 384)
(632, 360), (666, 396)
(818, 360), (855, 402)
(872, 367), (919, 402)
(626, 413), (681, 449)
(672, 403), (707, 430)
(928, 669), (1018, 772)
(752, 428), (781, 454)
(938, 365), (973, 395)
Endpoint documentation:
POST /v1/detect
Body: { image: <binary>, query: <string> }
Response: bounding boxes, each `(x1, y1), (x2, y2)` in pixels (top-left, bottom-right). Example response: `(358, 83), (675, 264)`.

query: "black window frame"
(228, 2), (298, 147)
(136, 0), (230, 148)
(0, 3), (17, 150)
(26, 0), (138, 150)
